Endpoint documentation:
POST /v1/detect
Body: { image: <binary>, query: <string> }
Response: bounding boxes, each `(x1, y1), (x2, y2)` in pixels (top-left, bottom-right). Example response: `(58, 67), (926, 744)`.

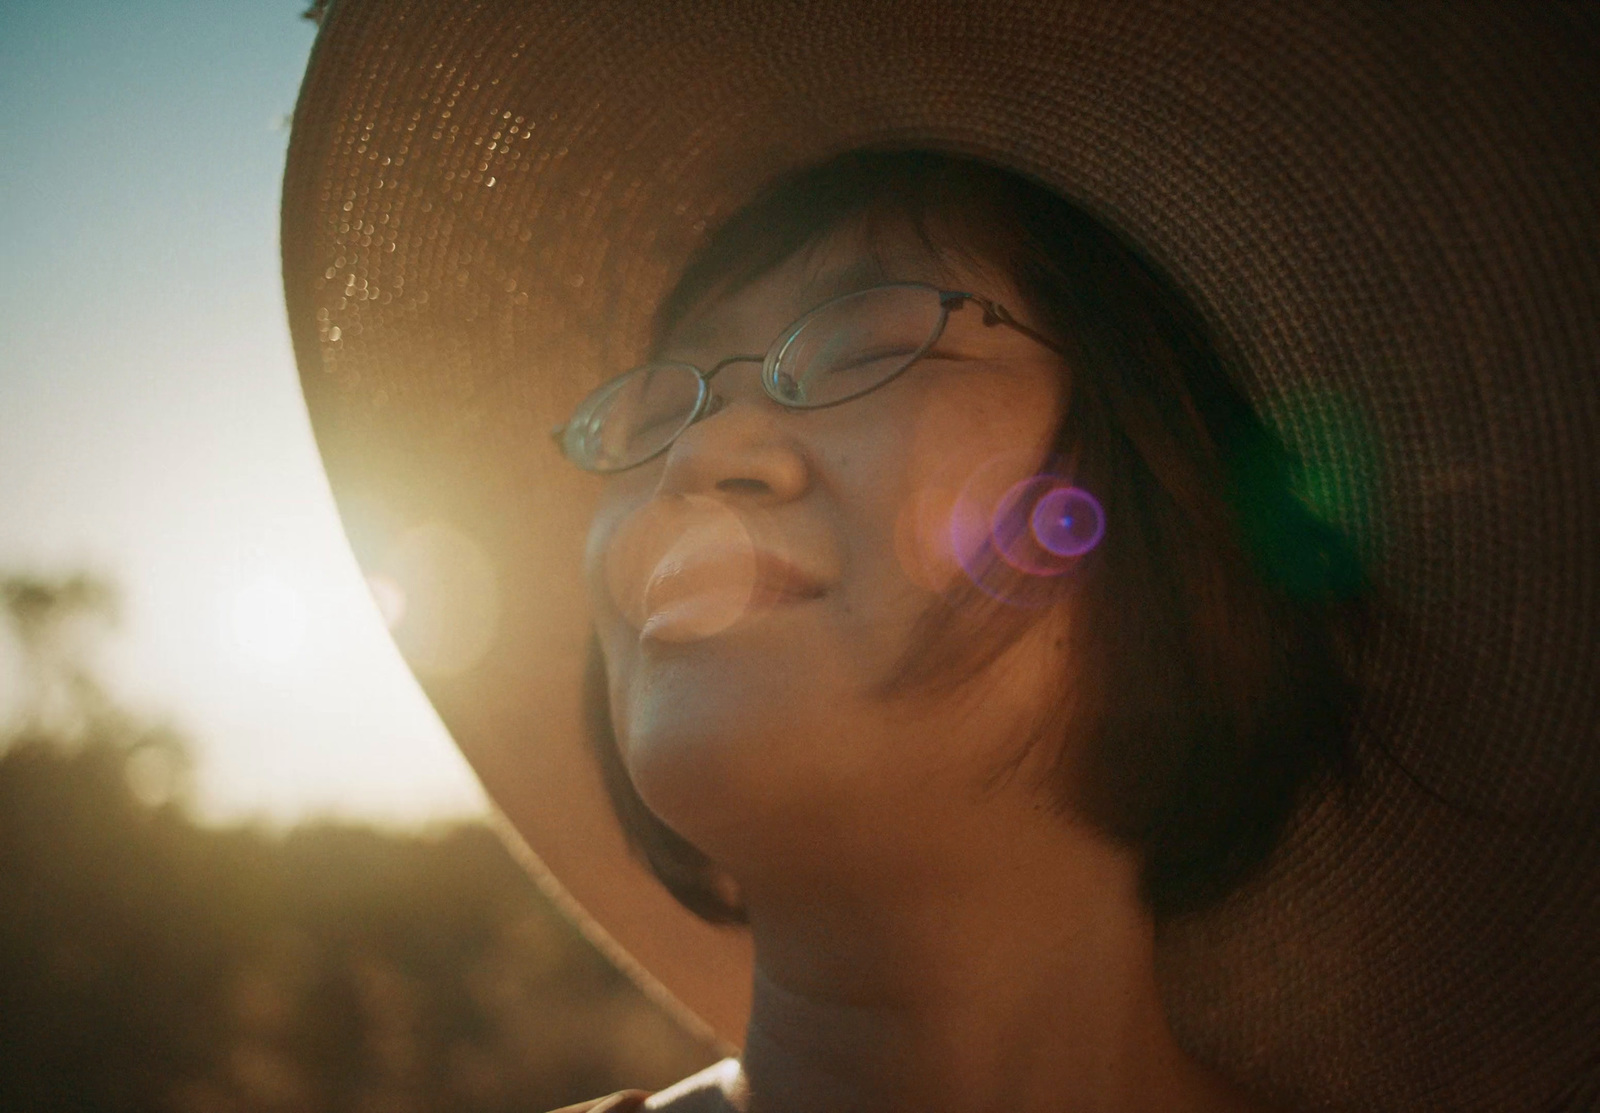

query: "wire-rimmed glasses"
(552, 281), (1066, 473)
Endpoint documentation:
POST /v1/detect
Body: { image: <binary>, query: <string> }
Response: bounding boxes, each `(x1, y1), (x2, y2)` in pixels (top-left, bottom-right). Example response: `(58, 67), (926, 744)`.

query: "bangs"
(649, 150), (1053, 354)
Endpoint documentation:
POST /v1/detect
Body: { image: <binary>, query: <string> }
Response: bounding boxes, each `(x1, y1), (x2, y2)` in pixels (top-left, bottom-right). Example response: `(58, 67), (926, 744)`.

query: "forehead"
(661, 220), (1016, 353)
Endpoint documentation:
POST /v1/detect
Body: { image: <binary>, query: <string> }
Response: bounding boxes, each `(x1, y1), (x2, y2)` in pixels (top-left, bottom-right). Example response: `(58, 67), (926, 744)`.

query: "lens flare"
(604, 494), (757, 643)
(947, 462), (1105, 603)
(365, 573), (407, 630)
(1030, 485), (1104, 557)
(381, 522), (499, 677)
(990, 476), (1103, 573)
(946, 451), (1037, 581)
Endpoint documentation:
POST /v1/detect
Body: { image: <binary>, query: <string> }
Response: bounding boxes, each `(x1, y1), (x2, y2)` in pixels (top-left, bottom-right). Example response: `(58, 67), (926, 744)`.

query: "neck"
(729, 807), (1266, 1113)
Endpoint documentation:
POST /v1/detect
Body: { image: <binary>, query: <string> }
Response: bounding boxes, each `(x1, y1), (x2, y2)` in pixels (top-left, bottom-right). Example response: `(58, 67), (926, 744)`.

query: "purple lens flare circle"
(989, 475), (1065, 576)
(988, 476), (1106, 577)
(1030, 485), (1104, 558)
(946, 457), (1106, 605)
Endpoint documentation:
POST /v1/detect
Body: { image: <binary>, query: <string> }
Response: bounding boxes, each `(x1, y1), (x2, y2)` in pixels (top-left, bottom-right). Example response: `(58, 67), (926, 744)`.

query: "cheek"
(905, 367), (1062, 488)
(840, 370), (1063, 598)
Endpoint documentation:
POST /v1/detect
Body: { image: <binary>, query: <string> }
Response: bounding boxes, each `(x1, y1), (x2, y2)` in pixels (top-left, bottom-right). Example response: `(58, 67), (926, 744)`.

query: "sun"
(228, 574), (308, 665)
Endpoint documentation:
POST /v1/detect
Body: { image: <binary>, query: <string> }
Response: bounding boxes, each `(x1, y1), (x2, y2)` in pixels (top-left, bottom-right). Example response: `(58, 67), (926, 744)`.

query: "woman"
(567, 152), (1364, 1111)
(283, 2), (1600, 1110)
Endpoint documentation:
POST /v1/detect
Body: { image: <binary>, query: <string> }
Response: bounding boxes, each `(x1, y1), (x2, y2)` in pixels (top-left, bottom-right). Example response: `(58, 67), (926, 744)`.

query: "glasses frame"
(551, 281), (1068, 473)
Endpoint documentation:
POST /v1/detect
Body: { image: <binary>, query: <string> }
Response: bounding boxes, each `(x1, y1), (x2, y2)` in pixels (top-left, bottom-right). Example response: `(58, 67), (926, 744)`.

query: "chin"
(616, 675), (855, 863)
(619, 666), (775, 825)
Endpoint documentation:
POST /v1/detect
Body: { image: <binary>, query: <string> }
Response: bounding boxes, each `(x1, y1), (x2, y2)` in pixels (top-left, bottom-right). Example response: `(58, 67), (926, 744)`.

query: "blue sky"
(0, 1), (487, 825)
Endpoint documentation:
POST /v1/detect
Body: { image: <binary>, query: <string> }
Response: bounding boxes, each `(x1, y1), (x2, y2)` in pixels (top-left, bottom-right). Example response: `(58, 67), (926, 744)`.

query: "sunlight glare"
(229, 574), (308, 664)
(365, 572), (407, 630)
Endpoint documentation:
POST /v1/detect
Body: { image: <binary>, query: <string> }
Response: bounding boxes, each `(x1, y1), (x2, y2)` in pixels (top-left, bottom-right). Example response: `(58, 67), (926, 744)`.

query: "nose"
(654, 381), (809, 505)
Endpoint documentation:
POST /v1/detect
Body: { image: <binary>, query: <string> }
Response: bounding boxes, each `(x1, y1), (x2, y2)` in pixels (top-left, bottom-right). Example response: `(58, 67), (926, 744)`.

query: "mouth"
(606, 498), (831, 644)
(640, 547), (826, 642)
(746, 553), (829, 607)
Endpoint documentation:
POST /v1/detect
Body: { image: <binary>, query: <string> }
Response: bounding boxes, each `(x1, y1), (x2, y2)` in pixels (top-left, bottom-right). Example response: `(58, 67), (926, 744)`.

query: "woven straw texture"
(282, 2), (1600, 1108)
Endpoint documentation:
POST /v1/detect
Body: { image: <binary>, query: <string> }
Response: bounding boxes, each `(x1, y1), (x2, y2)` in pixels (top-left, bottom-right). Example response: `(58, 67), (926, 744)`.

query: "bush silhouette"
(0, 574), (713, 1112)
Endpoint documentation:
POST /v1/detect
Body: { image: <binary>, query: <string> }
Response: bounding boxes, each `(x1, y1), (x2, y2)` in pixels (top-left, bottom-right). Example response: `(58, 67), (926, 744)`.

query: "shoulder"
(547, 1058), (745, 1113)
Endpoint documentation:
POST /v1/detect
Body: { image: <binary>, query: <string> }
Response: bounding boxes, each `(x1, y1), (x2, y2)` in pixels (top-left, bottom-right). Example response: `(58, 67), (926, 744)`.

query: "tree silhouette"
(0, 574), (714, 1112)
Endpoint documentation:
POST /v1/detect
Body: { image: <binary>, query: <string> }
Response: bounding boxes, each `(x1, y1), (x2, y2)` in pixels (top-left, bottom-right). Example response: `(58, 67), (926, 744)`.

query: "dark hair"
(588, 150), (1369, 923)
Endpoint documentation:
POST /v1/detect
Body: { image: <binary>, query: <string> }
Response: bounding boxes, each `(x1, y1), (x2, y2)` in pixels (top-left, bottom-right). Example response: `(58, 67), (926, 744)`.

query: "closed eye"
(831, 345), (920, 371)
(915, 346), (981, 363)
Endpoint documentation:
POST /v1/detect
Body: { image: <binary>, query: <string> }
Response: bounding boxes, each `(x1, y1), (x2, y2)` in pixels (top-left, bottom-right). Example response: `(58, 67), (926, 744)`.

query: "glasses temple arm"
(946, 292), (1069, 359)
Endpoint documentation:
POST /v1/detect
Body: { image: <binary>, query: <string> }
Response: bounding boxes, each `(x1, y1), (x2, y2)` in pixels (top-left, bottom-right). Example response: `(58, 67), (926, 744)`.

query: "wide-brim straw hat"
(281, 2), (1600, 1108)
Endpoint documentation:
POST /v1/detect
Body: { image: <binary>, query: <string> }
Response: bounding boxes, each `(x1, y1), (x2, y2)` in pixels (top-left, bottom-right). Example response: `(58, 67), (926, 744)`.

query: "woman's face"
(584, 225), (1072, 884)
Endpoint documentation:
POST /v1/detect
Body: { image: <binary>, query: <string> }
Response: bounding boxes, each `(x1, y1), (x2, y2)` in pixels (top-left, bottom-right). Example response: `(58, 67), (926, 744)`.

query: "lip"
(747, 551), (829, 607)
(643, 547), (828, 621)
(604, 494), (835, 642)
(631, 534), (831, 644)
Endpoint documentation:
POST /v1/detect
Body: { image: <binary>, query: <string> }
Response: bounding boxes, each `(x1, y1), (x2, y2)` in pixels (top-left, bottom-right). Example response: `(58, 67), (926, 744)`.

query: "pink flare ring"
(1030, 486), (1105, 557)
(988, 475), (1081, 576)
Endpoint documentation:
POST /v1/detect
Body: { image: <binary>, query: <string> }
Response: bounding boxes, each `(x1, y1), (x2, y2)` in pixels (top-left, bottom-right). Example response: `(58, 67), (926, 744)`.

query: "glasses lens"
(563, 362), (703, 471)
(767, 285), (945, 407)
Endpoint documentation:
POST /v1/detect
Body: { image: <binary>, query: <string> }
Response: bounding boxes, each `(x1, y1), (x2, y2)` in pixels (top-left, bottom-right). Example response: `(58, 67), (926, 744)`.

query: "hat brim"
(283, 2), (1600, 1107)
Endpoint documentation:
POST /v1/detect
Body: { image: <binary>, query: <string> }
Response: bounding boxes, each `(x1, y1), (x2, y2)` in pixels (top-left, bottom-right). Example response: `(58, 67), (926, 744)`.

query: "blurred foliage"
(0, 574), (715, 1112)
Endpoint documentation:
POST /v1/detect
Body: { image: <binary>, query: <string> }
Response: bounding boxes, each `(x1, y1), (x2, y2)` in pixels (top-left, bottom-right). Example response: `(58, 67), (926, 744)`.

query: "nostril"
(716, 477), (770, 496)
